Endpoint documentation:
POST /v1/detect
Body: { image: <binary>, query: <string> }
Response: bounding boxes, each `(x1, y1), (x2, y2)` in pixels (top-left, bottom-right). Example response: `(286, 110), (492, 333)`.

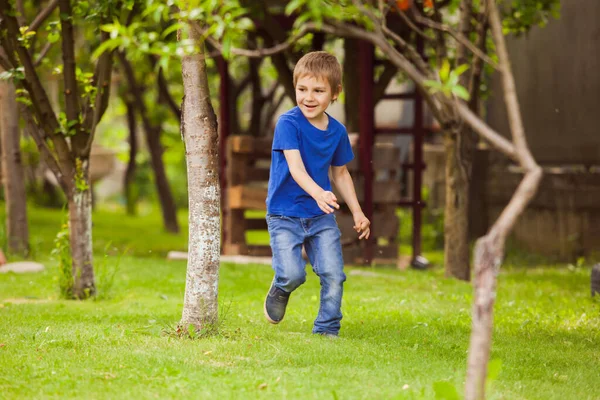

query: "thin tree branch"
(20, 104), (69, 192)
(16, 0), (26, 25)
(392, 1), (433, 42)
(455, 103), (516, 160)
(0, 50), (12, 71)
(58, 0), (83, 154)
(156, 63), (181, 122)
(373, 60), (398, 104)
(486, 1), (536, 170)
(263, 81), (279, 103)
(82, 32), (113, 156)
(411, 8), (498, 69)
(233, 74), (251, 100)
(33, 41), (53, 67)
(190, 21), (312, 58)
(27, 0), (59, 33)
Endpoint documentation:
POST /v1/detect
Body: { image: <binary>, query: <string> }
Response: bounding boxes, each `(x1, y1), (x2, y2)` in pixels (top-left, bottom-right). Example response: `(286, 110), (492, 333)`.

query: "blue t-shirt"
(266, 107), (354, 218)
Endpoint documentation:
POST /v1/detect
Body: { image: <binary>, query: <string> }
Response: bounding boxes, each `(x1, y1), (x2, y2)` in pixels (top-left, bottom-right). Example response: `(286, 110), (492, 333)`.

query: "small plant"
(94, 243), (125, 301)
(51, 220), (73, 299)
(424, 60), (470, 101)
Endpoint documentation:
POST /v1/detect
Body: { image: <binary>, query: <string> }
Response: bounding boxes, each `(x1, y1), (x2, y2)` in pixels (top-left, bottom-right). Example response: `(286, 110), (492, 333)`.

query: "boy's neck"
(306, 111), (329, 131)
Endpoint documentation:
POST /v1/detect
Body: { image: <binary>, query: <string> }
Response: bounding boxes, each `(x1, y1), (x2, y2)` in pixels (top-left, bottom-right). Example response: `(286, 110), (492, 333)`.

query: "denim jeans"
(266, 213), (346, 335)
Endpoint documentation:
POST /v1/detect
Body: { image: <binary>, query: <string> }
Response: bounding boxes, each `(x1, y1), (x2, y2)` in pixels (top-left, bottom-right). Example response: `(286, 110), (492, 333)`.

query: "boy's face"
(295, 74), (339, 124)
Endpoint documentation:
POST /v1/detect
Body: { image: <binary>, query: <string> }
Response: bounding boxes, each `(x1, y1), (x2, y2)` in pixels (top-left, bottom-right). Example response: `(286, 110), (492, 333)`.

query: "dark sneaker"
(315, 332), (339, 339)
(264, 285), (291, 324)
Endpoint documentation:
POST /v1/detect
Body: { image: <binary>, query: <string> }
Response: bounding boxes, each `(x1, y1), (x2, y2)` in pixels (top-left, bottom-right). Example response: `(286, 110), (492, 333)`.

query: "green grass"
(1, 205), (599, 399)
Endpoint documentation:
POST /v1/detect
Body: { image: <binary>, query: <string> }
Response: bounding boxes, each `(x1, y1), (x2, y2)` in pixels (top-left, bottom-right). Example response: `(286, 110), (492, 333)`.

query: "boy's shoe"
(264, 285), (291, 324)
(315, 332), (339, 339)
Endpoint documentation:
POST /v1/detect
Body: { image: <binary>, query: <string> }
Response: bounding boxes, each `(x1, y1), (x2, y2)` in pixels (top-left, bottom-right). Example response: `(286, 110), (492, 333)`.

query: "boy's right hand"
(315, 191), (340, 214)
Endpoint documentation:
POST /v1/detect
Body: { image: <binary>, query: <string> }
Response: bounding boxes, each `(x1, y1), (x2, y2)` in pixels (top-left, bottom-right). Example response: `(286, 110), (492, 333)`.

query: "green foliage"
(0, 67), (25, 84)
(501, 0), (562, 35)
(17, 26), (36, 49)
(50, 219), (73, 299)
(424, 60), (471, 100)
(74, 158), (90, 192)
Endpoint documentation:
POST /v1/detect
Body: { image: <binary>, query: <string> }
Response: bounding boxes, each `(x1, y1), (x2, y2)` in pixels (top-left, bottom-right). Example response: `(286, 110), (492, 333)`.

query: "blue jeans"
(266, 213), (346, 335)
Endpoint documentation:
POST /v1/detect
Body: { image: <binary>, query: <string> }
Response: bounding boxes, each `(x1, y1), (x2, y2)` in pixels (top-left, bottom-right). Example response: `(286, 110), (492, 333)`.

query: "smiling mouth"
(303, 104), (317, 109)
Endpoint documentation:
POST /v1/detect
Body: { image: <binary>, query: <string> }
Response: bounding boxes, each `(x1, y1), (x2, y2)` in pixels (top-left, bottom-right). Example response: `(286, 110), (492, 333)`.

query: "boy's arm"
(331, 165), (371, 240)
(283, 150), (340, 214)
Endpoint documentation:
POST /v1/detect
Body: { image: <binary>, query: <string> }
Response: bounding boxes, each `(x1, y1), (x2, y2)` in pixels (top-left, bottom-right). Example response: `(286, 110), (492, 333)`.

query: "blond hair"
(293, 51), (342, 96)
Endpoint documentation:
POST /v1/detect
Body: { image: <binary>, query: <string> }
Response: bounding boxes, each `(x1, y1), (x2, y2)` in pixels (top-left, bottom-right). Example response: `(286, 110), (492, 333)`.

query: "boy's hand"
(315, 191), (340, 214)
(353, 212), (371, 240)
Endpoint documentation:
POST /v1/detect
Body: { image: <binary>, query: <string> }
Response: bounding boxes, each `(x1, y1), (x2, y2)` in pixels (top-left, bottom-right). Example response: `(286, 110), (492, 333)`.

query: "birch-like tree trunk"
(179, 23), (221, 330)
(464, 1), (542, 398)
(0, 72), (29, 256)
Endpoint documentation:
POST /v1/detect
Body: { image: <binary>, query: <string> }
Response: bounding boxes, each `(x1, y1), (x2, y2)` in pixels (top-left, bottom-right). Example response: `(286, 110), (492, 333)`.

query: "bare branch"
(33, 41), (53, 67)
(58, 0), (83, 154)
(233, 74), (251, 100)
(373, 60), (398, 104)
(455, 103), (516, 160)
(487, 1), (536, 169)
(16, 0), (26, 25)
(191, 21), (312, 58)
(411, 9), (499, 69)
(156, 63), (181, 121)
(392, 2), (433, 42)
(0, 50), (13, 71)
(27, 0), (59, 33)
(20, 104), (69, 192)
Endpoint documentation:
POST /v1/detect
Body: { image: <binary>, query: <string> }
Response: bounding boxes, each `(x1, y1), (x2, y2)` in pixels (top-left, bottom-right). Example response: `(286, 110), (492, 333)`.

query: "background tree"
(0, 65), (29, 256)
(0, 0), (134, 298)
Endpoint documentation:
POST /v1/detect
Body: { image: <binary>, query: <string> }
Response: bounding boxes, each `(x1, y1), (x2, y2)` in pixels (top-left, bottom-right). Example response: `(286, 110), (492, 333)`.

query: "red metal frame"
(217, 57), (230, 248)
(358, 41), (375, 263)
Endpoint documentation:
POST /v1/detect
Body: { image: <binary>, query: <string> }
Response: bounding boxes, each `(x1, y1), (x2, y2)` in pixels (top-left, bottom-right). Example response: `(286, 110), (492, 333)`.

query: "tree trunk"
(443, 129), (475, 281)
(67, 162), (95, 299)
(444, 0), (475, 281)
(124, 99), (138, 215)
(145, 126), (179, 233)
(180, 24), (221, 331)
(0, 73), (29, 256)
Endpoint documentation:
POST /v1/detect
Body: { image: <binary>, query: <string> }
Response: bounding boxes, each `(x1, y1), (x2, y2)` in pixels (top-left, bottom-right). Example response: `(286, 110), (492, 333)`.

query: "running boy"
(264, 51), (370, 337)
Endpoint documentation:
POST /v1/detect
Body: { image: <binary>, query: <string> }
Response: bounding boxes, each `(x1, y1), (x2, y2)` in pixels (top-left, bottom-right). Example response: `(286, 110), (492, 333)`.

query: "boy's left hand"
(353, 212), (371, 240)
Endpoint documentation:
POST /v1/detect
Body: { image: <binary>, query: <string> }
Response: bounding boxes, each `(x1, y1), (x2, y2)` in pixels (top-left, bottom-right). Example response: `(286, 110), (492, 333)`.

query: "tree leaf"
(451, 85), (470, 101)
(285, 0), (305, 16)
(439, 59), (451, 83)
(454, 64), (469, 77)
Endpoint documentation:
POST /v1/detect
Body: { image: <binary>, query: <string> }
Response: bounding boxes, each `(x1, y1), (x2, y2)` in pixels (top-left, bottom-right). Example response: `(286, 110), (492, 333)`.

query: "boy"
(264, 51), (370, 337)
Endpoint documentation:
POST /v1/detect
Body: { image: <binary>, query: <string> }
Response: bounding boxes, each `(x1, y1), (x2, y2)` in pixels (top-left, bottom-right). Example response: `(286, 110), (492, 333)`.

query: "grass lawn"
(0, 205), (598, 399)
